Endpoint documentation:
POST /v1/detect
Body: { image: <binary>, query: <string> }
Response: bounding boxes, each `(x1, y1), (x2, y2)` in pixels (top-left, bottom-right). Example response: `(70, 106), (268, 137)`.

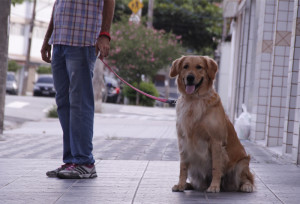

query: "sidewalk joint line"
(54, 179), (79, 203)
(254, 171), (284, 204)
(0, 175), (22, 190)
(131, 160), (150, 204)
(204, 192), (209, 200)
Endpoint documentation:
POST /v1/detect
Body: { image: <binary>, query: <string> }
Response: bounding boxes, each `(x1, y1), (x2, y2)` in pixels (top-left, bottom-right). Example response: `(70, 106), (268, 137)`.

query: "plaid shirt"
(49, 0), (103, 46)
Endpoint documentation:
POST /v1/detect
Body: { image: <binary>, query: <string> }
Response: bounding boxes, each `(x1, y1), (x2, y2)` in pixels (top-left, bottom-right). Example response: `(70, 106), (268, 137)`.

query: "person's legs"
(64, 46), (96, 165)
(51, 45), (73, 164)
(46, 45), (73, 177)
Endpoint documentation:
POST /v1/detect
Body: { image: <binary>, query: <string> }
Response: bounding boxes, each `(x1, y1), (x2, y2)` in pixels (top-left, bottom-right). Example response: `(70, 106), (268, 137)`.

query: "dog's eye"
(183, 64), (189, 69)
(196, 65), (202, 69)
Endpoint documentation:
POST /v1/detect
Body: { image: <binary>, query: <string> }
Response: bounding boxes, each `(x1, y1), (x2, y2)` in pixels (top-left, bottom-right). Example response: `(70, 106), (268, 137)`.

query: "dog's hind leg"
(237, 156), (254, 193)
(240, 167), (254, 192)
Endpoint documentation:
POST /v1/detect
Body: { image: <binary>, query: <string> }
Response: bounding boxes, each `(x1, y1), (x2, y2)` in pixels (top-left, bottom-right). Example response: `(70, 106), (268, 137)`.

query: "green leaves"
(37, 66), (51, 74)
(113, 0), (222, 55)
(109, 19), (183, 84)
(8, 60), (21, 72)
(123, 81), (159, 106)
(11, 0), (25, 6)
(153, 0), (223, 55)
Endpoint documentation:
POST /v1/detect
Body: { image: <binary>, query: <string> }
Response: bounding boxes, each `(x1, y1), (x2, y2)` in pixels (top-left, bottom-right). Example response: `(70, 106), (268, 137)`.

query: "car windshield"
(37, 77), (53, 84)
(7, 74), (15, 81)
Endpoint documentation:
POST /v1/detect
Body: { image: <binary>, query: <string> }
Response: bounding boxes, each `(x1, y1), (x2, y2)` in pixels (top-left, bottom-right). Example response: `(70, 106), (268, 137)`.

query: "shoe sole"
(58, 172), (97, 179)
(46, 172), (59, 178)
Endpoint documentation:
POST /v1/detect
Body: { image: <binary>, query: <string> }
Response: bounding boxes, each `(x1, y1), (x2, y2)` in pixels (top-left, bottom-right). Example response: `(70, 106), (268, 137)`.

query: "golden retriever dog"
(170, 56), (254, 193)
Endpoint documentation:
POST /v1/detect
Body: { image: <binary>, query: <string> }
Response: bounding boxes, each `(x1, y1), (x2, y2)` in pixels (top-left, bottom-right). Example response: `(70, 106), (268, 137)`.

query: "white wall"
(218, 42), (232, 114)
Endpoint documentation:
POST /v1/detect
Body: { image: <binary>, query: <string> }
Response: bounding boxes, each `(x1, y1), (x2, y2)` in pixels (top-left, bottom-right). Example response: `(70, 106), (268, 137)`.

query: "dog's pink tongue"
(186, 85), (195, 94)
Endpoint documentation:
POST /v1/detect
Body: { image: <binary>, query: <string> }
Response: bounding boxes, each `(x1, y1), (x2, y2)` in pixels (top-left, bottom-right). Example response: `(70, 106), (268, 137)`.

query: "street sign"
(128, 0), (143, 14)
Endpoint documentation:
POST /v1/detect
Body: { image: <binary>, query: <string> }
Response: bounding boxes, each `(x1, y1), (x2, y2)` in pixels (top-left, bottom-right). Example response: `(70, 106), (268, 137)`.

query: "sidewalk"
(1, 105), (300, 203)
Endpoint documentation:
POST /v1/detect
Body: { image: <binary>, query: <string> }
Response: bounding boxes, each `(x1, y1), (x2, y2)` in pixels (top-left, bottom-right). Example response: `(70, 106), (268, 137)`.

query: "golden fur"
(170, 56), (254, 193)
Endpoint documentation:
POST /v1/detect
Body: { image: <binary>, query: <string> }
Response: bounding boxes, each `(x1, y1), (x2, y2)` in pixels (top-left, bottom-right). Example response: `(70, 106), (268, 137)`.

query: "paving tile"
(0, 157), (297, 203)
(1, 136), (300, 203)
(0, 192), (63, 204)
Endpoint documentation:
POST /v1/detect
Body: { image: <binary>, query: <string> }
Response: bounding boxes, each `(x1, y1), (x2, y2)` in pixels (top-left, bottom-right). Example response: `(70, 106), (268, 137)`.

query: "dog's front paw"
(240, 183), (254, 193)
(172, 184), (186, 192)
(206, 184), (220, 193)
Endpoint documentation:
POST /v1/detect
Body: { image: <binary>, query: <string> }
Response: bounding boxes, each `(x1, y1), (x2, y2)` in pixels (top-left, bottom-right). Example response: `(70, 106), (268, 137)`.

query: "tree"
(113, 0), (132, 22)
(109, 20), (182, 82)
(11, 0), (24, 6)
(108, 19), (183, 104)
(113, 0), (223, 55)
(21, 0), (36, 95)
(153, 0), (223, 55)
(0, 0), (11, 136)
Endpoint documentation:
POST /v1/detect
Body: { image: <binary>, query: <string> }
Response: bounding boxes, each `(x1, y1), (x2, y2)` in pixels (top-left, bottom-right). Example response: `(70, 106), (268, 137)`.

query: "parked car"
(33, 75), (56, 97)
(102, 75), (121, 103)
(6, 72), (18, 95)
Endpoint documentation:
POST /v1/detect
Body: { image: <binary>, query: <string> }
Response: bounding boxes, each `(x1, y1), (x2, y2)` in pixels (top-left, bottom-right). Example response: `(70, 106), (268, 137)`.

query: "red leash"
(99, 58), (176, 105)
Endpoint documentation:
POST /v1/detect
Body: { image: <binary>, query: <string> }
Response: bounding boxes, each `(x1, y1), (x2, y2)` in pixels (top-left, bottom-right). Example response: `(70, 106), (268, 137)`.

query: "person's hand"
(95, 36), (110, 60)
(41, 40), (52, 63)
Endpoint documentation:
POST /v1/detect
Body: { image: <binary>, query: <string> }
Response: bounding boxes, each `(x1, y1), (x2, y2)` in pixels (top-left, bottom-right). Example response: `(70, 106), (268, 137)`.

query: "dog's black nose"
(187, 75), (195, 83)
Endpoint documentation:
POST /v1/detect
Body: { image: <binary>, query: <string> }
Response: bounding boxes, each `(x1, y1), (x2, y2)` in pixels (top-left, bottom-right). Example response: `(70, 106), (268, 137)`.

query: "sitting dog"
(170, 56), (254, 193)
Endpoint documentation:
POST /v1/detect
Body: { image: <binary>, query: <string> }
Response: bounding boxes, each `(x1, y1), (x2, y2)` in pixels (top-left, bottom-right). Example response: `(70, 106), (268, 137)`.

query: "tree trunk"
(21, 0), (36, 95)
(92, 59), (105, 113)
(136, 92), (140, 105)
(0, 0), (11, 135)
(147, 0), (154, 28)
(135, 80), (141, 105)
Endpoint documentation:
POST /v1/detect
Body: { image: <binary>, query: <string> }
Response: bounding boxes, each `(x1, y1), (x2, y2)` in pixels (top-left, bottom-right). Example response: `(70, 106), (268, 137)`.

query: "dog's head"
(170, 55), (218, 96)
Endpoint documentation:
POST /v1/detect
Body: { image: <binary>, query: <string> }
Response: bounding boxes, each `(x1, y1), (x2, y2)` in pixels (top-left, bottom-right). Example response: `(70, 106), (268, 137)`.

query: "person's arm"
(95, 0), (115, 59)
(41, 3), (55, 63)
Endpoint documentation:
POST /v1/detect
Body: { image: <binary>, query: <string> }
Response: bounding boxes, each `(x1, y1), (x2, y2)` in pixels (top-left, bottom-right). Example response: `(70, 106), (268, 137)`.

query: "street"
(3, 95), (178, 160)
(1, 95), (300, 203)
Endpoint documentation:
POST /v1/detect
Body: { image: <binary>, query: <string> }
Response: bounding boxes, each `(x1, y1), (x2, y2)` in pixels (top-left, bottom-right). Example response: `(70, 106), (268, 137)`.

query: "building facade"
(9, 0), (54, 94)
(220, 0), (300, 164)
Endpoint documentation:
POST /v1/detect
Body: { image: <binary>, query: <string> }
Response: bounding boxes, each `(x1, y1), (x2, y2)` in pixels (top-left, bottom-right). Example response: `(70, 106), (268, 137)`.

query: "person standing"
(40, 0), (115, 179)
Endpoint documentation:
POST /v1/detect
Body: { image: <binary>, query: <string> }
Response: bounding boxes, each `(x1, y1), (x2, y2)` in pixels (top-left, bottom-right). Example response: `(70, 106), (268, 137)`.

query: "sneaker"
(57, 164), (97, 179)
(46, 163), (72, 177)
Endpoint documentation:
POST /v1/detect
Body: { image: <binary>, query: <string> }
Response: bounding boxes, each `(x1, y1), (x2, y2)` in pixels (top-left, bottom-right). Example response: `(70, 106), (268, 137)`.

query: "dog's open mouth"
(185, 77), (204, 94)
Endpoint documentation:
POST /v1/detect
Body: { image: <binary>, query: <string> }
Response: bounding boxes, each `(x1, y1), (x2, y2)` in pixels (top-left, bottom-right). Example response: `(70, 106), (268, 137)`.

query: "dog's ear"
(203, 56), (218, 81)
(170, 56), (186, 78)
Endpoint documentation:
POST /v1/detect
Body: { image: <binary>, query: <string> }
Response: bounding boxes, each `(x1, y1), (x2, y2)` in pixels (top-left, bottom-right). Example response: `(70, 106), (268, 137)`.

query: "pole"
(21, 0), (36, 95)
(147, 0), (154, 28)
(0, 0), (11, 135)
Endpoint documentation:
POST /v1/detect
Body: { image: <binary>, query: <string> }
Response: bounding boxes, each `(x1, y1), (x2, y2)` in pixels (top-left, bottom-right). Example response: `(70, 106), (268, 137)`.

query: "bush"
(37, 66), (52, 74)
(123, 82), (159, 107)
(8, 60), (21, 72)
(47, 105), (58, 118)
(109, 18), (183, 84)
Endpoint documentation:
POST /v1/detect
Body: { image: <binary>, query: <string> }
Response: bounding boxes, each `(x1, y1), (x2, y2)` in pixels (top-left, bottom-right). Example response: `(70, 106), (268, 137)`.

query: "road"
(3, 95), (178, 161)
(4, 95), (56, 129)
(4, 95), (176, 129)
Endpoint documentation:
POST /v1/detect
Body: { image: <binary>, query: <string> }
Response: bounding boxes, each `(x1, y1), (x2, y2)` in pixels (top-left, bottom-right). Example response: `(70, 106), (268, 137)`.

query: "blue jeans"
(51, 45), (96, 165)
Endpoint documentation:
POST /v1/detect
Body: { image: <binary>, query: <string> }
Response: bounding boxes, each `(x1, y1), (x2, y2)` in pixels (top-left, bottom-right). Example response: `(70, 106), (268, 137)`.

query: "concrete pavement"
(1, 103), (300, 203)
